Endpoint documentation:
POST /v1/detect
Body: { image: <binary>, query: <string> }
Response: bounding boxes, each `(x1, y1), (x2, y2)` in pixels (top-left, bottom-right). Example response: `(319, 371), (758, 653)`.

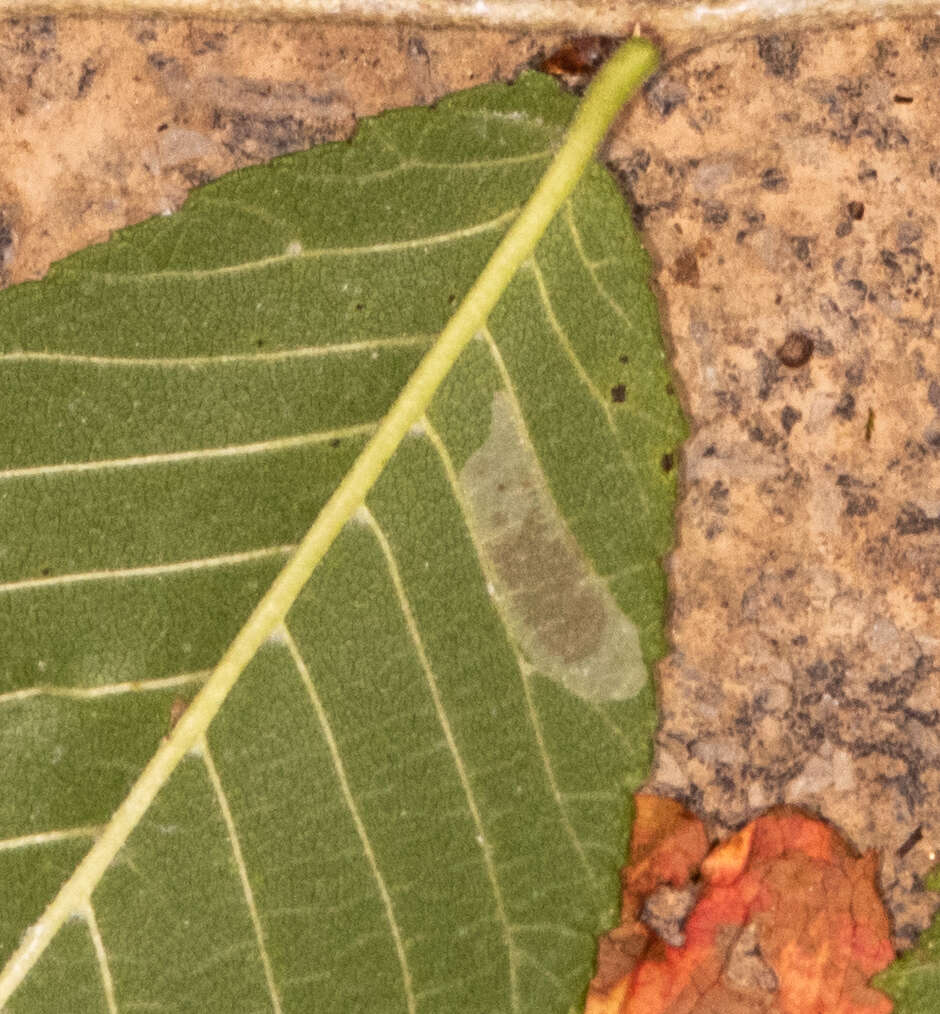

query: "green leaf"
(0, 42), (684, 1012)
(877, 873), (940, 1013)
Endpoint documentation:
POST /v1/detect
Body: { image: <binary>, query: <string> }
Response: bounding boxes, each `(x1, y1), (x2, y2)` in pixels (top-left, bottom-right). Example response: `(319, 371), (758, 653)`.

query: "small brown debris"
(672, 249), (699, 286)
(847, 200), (865, 220)
(897, 825), (923, 858)
(167, 696), (189, 733)
(539, 36), (620, 81)
(585, 800), (895, 1014)
(776, 330), (814, 368)
(611, 383), (627, 403)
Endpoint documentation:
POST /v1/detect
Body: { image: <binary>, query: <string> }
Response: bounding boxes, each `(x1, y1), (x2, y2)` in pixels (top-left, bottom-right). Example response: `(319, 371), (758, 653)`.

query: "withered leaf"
(586, 799), (895, 1014)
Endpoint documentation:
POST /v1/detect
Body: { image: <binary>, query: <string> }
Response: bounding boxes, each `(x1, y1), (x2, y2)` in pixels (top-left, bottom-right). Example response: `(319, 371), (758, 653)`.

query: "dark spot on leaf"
(40, 567), (51, 577)
(776, 331), (814, 368)
(835, 221), (853, 238)
(894, 94), (914, 103)
(255, 338), (264, 348)
(847, 200), (865, 220)
(619, 354), (630, 365)
(329, 438), (341, 448)
(156, 122), (169, 132)
(355, 303), (364, 311)
(661, 453), (674, 473)
(610, 383), (626, 403)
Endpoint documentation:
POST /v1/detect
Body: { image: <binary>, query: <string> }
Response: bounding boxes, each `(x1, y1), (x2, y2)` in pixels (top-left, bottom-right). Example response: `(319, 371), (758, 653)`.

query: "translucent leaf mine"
(460, 390), (646, 701)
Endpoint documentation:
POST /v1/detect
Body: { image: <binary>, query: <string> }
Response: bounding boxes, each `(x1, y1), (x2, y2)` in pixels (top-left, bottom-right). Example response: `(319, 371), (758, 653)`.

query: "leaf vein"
(528, 256), (652, 522)
(358, 505), (520, 1012)
(0, 545), (295, 595)
(563, 203), (668, 430)
(0, 826), (104, 853)
(282, 624), (417, 1014)
(0, 334), (433, 367)
(81, 902), (118, 1014)
(0, 671), (210, 707)
(81, 207), (520, 284)
(0, 424), (375, 482)
(200, 737), (284, 1014)
(422, 414), (600, 892)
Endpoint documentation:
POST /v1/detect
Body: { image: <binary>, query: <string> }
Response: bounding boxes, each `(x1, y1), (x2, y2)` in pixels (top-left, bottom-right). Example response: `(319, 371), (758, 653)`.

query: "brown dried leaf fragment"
(586, 799), (895, 1014)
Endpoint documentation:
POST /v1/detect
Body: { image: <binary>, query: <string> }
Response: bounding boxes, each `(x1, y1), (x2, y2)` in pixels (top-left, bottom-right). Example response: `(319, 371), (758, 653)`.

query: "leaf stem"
(0, 37), (658, 1005)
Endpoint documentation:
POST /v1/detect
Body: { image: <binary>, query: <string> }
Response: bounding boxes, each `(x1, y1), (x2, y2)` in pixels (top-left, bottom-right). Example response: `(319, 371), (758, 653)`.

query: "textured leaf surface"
(0, 71), (684, 1012)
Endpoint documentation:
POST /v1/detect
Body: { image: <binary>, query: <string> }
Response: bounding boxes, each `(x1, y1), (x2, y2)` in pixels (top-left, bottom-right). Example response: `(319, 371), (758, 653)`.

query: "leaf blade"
(0, 40), (680, 1012)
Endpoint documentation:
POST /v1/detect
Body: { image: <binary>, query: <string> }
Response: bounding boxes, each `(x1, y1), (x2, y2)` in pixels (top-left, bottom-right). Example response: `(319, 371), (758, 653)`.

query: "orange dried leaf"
(585, 803), (895, 1014)
(627, 793), (710, 896)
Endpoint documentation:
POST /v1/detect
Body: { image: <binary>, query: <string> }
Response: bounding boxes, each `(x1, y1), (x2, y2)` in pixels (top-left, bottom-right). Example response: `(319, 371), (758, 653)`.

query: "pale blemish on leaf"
(459, 391), (646, 701)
